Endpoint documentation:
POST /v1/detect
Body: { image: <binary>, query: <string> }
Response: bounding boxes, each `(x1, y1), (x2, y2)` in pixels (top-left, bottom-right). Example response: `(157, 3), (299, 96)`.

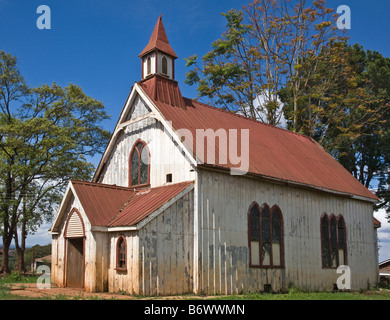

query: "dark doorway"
(66, 238), (84, 288)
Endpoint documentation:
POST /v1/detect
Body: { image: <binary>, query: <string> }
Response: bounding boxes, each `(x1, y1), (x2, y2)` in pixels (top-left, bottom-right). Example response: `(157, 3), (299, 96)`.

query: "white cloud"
(374, 208), (390, 263)
(25, 222), (52, 247)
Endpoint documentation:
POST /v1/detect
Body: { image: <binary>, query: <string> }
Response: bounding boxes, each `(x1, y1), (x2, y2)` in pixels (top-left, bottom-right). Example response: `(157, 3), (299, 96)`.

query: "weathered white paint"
(142, 52), (174, 80)
(51, 74), (379, 296)
(50, 188), (104, 292)
(98, 93), (195, 188)
(105, 190), (194, 295)
(65, 211), (84, 238)
(142, 53), (156, 78)
(137, 191), (194, 296)
(156, 52), (173, 79)
(124, 95), (151, 122)
(195, 168), (378, 294)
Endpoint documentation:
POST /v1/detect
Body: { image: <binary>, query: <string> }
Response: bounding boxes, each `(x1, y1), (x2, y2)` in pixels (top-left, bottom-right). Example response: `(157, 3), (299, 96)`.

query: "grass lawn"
(1, 272), (390, 300)
(213, 289), (390, 300)
(0, 272), (40, 300)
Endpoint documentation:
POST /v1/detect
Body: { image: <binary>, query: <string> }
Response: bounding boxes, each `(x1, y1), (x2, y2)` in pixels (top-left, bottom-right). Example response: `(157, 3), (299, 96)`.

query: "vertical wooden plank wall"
(196, 169), (378, 294)
(51, 194), (99, 291)
(107, 231), (139, 295)
(137, 191), (194, 296)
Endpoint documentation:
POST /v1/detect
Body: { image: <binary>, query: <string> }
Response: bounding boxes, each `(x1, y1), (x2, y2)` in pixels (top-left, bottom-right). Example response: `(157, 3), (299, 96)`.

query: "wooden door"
(66, 238), (84, 288)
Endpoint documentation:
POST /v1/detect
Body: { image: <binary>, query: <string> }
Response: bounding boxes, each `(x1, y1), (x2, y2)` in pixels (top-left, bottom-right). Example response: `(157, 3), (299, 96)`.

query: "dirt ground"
(8, 283), (133, 299)
(7, 283), (209, 300)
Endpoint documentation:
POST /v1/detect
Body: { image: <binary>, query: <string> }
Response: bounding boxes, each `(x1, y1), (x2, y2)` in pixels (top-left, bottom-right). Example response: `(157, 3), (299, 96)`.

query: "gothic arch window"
(248, 202), (284, 268)
(321, 213), (347, 268)
(129, 140), (150, 187)
(116, 235), (127, 271)
(147, 56), (151, 76)
(162, 56), (168, 75)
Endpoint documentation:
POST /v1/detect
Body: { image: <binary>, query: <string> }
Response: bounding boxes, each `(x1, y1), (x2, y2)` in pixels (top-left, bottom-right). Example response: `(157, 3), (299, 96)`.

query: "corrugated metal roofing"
(374, 217), (381, 228)
(139, 75), (185, 108)
(71, 180), (135, 226)
(138, 78), (378, 202)
(107, 181), (193, 227)
(71, 180), (193, 227)
(139, 15), (178, 58)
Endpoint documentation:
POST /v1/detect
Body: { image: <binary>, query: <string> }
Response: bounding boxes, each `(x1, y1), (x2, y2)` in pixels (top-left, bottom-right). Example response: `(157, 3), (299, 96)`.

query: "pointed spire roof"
(139, 15), (178, 59)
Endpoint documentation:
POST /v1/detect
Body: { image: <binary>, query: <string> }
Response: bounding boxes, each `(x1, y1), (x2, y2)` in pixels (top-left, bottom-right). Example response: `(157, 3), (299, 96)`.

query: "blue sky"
(1, 0), (390, 263)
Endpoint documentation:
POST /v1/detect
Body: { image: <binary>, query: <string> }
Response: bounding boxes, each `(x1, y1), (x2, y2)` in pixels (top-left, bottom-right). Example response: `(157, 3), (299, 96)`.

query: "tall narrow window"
(249, 203), (260, 265)
(147, 56), (151, 75)
(337, 216), (347, 265)
(261, 205), (271, 265)
(321, 213), (347, 268)
(162, 56), (168, 75)
(116, 236), (127, 271)
(129, 140), (150, 186)
(271, 206), (282, 266)
(330, 215), (338, 267)
(321, 214), (330, 268)
(248, 202), (284, 268)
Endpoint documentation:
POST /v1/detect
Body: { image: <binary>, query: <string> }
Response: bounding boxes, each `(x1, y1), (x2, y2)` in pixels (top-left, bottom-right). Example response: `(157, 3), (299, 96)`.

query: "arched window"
(249, 203), (260, 266)
(321, 213), (347, 268)
(129, 140), (150, 186)
(116, 236), (127, 271)
(321, 214), (330, 268)
(337, 216), (347, 265)
(162, 56), (168, 75)
(147, 56), (151, 75)
(248, 202), (284, 268)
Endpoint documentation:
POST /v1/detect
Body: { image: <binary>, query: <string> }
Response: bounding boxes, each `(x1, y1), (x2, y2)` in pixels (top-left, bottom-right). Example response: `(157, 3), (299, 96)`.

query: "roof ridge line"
(184, 97), (314, 141)
(106, 181), (195, 226)
(70, 180), (134, 191)
(107, 191), (138, 225)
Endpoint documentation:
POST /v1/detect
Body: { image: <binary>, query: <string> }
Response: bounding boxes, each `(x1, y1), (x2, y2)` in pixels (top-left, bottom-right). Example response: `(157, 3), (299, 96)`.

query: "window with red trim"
(321, 213), (347, 268)
(116, 236), (127, 271)
(248, 202), (284, 268)
(162, 56), (168, 75)
(130, 141), (149, 186)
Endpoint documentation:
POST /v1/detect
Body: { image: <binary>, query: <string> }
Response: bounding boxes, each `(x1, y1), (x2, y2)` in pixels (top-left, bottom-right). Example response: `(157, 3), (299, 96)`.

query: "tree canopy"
(185, 0), (347, 129)
(185, 0), (390, 216)
(0, 51), (111, 272)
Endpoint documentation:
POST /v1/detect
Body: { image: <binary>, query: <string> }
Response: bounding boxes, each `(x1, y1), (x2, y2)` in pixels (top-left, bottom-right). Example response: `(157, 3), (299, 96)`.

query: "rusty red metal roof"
(139, 75), (185, 108)
(107, 181), (193, 227)
(71, 180), (193, 227)
(71, 180), (135, 226)
(138, 78), (378, 202)
(374, 217), (381, 228)
(139, 15), (178, 58)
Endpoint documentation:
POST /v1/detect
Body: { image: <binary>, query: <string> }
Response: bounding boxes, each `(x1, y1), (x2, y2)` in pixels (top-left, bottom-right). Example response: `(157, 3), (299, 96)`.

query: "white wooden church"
(50, 16), (380, 295)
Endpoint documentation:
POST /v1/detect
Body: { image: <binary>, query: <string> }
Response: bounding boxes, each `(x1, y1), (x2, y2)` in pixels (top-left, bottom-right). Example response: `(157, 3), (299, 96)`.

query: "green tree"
(0, 51), (111, 273)
(185, 0), (346, 129)
(281, 43), (390, 212)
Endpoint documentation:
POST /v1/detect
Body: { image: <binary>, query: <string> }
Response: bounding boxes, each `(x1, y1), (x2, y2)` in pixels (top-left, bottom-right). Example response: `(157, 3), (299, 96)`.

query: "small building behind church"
(50, 16), (380, 295)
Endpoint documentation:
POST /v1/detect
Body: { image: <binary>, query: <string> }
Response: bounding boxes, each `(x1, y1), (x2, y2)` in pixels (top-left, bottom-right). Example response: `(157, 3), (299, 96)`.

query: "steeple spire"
(138, 16), (185, 109)
(139, 15), (177, 59)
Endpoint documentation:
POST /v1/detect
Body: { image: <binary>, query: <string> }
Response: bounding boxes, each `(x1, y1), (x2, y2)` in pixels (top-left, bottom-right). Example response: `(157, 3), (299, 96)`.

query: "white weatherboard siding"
(138, 190), (194, 296)
(195, 168), (378, 294)
(98, 94), (195, 188)
(106, 190), (194, 295)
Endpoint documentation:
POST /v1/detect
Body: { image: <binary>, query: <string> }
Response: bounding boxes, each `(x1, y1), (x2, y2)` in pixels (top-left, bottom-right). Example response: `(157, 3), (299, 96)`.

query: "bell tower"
(139, 15), (177, 81)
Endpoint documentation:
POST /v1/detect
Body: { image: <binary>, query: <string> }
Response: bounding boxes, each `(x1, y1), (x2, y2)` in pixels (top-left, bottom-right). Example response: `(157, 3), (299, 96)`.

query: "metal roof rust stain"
(137, 80), (378, 201)
(71, 180), (135, 226)
(139, 15), (178, 58)
(71, 180), (193, 227)
(107, 181), (193, 227)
